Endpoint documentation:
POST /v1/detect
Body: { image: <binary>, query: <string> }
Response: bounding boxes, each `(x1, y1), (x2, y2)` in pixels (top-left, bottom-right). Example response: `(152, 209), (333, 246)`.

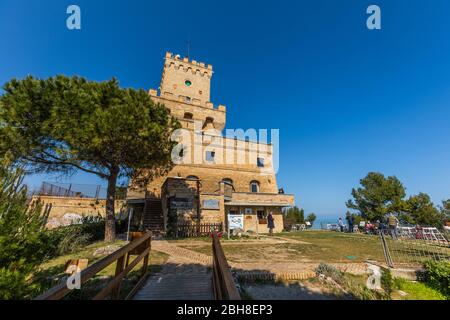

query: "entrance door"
(257, 210), (267, 225)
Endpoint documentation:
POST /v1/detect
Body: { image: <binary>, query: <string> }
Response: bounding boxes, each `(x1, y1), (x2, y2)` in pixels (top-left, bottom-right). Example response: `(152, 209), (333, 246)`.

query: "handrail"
(211, 232), (241, 300)
(35, 231), (152, 300)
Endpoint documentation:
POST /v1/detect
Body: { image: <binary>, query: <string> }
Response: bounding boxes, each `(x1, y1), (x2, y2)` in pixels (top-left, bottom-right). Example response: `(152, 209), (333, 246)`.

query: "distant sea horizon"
(312, 214), (342, 229)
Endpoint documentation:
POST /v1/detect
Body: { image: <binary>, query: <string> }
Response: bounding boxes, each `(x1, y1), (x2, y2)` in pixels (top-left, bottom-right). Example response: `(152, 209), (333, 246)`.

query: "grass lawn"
(392, 278), (446, 300)
(32, 240), (169, 300)
(276, 231), (387, 263)
(176, 231), (387, 263)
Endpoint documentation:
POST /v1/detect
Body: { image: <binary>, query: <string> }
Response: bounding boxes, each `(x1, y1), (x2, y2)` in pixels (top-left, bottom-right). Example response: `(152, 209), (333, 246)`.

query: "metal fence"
(36, 182), (128, 200)
(379, 227), (450, 268)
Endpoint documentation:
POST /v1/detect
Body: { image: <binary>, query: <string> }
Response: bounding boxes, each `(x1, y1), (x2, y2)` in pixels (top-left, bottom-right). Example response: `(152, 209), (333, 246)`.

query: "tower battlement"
(164, 52), (213, 74)
(160, 51), (214, 105)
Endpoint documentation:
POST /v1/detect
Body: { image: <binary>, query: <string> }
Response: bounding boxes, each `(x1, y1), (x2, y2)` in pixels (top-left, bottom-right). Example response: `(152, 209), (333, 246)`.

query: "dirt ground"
(174, 231), (386, 264)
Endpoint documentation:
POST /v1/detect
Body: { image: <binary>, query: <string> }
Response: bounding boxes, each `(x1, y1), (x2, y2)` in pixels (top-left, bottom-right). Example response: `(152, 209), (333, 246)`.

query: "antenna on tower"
(186, 35), (191, 59)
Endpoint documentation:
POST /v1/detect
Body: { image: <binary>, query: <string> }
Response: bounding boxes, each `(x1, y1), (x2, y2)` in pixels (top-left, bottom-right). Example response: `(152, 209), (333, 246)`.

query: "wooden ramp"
(133, 258), (213, 300)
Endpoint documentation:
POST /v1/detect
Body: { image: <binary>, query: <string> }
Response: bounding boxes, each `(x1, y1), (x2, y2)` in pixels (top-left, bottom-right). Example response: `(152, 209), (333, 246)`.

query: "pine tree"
(0, 158), (47, 299)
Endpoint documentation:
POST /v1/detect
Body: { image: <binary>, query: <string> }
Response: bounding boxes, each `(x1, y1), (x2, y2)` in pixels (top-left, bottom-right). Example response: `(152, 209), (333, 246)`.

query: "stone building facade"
(127, 52), (295, 234)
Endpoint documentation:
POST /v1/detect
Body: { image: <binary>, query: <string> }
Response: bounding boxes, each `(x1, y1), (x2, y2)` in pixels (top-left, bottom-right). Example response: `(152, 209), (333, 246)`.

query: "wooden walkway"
(133, 257), (213, 300)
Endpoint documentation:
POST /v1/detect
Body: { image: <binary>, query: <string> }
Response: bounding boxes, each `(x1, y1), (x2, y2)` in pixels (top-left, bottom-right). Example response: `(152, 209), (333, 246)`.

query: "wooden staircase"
(143, 199), (164, 234)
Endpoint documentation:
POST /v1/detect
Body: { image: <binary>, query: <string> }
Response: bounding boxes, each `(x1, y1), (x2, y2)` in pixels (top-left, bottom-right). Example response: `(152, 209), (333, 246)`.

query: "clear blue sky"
(1, 0), (450, 218)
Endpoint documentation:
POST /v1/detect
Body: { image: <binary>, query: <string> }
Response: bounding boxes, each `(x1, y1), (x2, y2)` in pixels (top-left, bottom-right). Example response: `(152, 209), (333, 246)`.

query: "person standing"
(346, 213), (354, 233)
(388, 213), (399, 240)
(338, 217), (344, 232)
(267, 212), (275, 236)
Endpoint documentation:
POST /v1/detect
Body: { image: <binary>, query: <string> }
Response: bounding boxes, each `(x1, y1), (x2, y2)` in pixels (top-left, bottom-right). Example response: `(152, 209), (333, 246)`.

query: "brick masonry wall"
(31, 195), (126, 229)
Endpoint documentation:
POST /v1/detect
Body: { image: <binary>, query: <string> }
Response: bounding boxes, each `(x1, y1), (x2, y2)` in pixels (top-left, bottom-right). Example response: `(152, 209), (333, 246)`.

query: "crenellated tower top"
(160, 52), (213, 105)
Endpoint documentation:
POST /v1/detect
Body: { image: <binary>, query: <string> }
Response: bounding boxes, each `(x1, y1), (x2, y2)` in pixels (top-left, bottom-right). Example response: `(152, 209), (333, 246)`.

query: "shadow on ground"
(233, 267), (345, 300)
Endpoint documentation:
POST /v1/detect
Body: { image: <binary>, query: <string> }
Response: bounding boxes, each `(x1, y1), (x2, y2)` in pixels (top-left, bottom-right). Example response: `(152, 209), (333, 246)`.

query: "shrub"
(423, 260), (450, 298)
(316, 263), (343, 279)
(315, 263), (388, 300)
(44, 219), (105, 257)
(0, 159), (48, 299)
(381, 268), (394, 295)
(43, 215), (128, 257)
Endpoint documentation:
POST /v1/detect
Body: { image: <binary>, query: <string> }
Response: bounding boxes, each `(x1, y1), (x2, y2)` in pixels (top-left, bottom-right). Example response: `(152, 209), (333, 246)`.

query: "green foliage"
(166, 208), (178, 237)
(394, 277), (446, 300)
(315, 263), (387, 300)
(0, 76), (179, 241)
(0, 160), (48, 299)
(380, 268), (394, 295)
(44, 216), (128, 257)
(347, 172), (444, 227)
(440, 199), (450, 223)
(45, 221), (104, 257)
(306, 213), (316, 226)
(283, 206), (304, 230)
(316, 263), (342, 279)
(346, 172), (406, 222)
(423, 260), (450, 298)
(403, 193), (444, 227)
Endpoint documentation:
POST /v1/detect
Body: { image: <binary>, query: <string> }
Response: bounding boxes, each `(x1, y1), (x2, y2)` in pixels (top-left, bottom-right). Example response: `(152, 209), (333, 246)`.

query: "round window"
(185, 80), (192, 87)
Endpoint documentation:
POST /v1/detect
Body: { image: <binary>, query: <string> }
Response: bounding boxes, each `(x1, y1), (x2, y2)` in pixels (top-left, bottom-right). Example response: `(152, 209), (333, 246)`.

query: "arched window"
(202, 117), (214, 129)
(184, 112), (193, 120)
(186, 175), (199, 181)
(250, 181), (260, 193)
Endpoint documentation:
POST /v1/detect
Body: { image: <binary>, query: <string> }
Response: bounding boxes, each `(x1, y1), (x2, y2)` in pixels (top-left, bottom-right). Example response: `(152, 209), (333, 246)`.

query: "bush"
(381, 268), (394, 295)
(423, 260), (450, 298)
(44, 219), (105, 257)
(44, 215), (128, 257)
(315, 263), (388, 300)
(0, 159), (48, 299)
(316, 263), (343, 279)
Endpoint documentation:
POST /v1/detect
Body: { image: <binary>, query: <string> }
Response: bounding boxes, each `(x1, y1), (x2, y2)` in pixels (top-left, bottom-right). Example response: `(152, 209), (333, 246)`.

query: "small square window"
(206, 151), (215, 162)
(257, 158), (265, 167)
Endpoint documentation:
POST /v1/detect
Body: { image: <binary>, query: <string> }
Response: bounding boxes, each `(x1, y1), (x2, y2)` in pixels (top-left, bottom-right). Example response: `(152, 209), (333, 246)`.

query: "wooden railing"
(176, 223), (223, 238)
(35, 231), (152, 300)
(211, 232), (241, 300)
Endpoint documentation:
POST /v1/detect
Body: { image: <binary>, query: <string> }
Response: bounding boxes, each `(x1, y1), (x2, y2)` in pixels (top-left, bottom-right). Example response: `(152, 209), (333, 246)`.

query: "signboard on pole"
(228, 214), (244, 230)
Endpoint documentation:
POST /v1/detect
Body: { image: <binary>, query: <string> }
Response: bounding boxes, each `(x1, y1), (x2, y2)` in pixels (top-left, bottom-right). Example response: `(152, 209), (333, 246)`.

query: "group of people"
(337, 213), (400, 239)
(338, 214), (355, 233)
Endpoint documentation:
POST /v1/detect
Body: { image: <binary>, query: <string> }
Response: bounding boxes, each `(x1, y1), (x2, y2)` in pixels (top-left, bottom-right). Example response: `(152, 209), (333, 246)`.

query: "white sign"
(228, 214), (244, 230)
(203, 199), (220, 210)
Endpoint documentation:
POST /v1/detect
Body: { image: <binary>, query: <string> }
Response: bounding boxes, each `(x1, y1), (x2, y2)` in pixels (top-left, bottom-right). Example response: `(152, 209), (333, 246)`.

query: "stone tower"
(160, 52), (213, 105)
(126, 51), (294, 235)
(149, 52), (226, 132)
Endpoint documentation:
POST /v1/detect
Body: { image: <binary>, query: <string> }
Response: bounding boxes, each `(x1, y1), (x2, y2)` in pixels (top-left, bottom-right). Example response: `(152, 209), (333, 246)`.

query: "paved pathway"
(133, 240), (213, 300)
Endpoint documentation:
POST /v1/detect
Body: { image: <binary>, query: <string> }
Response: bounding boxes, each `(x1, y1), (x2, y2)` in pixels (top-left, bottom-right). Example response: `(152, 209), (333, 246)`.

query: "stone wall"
(31, 195), (126, 229)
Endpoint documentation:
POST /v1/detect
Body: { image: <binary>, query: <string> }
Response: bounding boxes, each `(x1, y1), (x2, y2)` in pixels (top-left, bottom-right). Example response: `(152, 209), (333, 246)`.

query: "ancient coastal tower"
(127, 52), (294, 234)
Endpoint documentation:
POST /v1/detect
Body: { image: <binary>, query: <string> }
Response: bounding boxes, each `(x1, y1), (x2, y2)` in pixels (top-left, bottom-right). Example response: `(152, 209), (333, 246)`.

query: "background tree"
(283, 206), (305, 230)
(441, 199), (450, 220)
(0, 158), (48, 299)
(306, 213), (316, 227)
(0, 76), (179, 241)
(346, 172), (406, 221)
(403, 193), (444, 227)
